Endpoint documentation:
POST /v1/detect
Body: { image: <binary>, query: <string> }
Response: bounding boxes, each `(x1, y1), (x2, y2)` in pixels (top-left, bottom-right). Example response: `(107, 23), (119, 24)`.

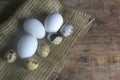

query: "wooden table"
(57, 0), (120, 80)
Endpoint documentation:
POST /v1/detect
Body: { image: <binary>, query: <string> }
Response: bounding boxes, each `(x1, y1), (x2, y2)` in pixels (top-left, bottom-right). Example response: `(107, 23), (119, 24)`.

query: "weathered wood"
(57, 0), (120, 80)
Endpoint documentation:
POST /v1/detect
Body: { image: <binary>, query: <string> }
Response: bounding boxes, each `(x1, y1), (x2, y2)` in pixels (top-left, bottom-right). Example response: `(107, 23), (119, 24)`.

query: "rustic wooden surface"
(57, 0), (120, 80)
(0, 0), (120, 80)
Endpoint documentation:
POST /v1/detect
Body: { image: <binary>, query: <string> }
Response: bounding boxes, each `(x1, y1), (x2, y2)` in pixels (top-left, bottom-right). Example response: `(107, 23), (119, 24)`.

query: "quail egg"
(23, 58), (39, 70)
(4, 49), (17, 63)
(38, 43), (50, 57)
(60, 24), (74, 37)
(47, 33), (63, 45)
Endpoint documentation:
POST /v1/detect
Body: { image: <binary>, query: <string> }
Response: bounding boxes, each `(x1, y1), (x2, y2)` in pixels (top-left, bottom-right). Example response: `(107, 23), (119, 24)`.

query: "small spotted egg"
(60, 24), (74, 37)
(4, 49), (17, 63)
(38, 43), (50, 57)
(23, 58), (38, 70)
(47, 33), (63, 45)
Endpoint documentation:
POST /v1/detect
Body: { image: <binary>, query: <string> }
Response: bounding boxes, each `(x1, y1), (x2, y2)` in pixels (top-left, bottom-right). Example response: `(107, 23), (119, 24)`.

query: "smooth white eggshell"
(17, 34), (38, 59)
(44, 12), (63, 33)
(24, 18), (46, 39)
(60, 24), (74, 37)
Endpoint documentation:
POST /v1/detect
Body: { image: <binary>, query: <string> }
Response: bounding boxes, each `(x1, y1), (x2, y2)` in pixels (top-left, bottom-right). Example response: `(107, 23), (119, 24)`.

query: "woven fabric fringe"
(0, 0), (94, 80)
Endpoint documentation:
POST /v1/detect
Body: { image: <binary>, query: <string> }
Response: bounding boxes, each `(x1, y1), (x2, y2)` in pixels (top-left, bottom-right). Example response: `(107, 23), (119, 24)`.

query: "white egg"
(17, 34), (38, 59)
(60, 24), (74, 37)
(44, 12), (63, 33)
(23, 18), (46, 39)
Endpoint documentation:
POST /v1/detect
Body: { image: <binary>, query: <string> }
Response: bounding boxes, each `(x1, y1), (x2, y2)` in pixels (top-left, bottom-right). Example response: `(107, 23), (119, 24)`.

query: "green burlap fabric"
(0, 0), (94, 80)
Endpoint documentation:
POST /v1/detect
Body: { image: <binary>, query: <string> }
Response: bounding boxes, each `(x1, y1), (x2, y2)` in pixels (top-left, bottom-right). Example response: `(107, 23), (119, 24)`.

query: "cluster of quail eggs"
(4, 12), (74, 70)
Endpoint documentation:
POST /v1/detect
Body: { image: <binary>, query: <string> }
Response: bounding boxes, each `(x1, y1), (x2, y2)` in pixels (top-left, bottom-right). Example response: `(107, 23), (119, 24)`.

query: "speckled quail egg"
(4, 49), (17, 63)
(47, 33), (63, 45)
(38, 43), (50, 57)
(60, 24), (74, 37)
(23, 58), (39, 70)
(44, 12), (63, 33)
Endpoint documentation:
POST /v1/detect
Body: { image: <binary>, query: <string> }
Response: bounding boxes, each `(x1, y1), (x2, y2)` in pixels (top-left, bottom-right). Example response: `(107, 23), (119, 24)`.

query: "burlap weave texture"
(0, 0), (94, 80)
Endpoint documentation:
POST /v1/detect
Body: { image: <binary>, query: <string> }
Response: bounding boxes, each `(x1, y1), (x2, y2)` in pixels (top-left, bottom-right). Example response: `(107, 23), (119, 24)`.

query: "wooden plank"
(57, 0), (120, 80)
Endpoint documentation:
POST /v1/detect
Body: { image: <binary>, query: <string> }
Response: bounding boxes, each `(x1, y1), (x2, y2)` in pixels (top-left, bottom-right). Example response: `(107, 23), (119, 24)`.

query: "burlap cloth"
(0, 0), (94, 80)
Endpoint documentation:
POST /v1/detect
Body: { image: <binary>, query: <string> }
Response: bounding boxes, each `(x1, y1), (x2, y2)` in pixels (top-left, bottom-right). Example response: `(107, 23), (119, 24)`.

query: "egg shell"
(47, 33), (63, 45)
(23, 18), (46, 39)
(17, 34), (38, 59)
(44, 12), (63, 33)
(4, 49), (17, 63)
(60, 24), (74, 37)
(38, 43), (50, 57)
(23, 58), (39, 70)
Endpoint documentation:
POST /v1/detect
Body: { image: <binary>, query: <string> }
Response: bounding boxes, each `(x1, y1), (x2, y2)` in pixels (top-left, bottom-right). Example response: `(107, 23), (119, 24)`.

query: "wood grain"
(0, 0), (119, 80)
(57, 0), (120, 80)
